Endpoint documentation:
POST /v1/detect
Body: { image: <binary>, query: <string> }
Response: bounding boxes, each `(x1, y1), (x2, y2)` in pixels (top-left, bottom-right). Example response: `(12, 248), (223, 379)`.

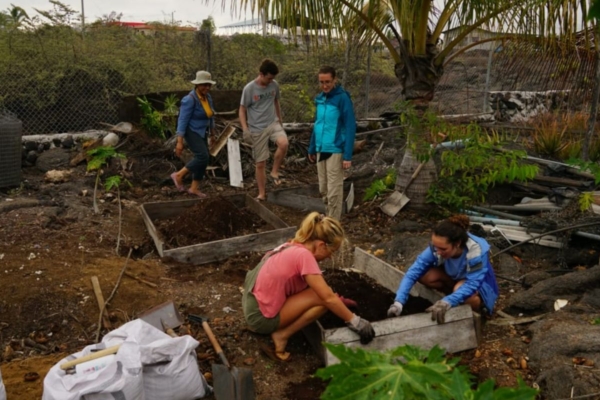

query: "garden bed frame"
(266, 181), (354, 214)
(303, 247), (480, 365)
(140, 194), (296, 265)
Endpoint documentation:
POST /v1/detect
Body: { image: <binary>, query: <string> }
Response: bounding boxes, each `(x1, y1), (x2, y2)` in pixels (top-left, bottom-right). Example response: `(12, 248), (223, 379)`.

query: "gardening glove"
(387, 301), (403, 318)
(346, 314), (375, 344)
(337, 294), (358, 308)
(426, 300), (452, 324)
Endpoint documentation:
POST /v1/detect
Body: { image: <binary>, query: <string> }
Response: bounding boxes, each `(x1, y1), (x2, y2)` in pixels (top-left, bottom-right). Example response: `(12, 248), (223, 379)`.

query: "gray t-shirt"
(240, 80), (280, 132)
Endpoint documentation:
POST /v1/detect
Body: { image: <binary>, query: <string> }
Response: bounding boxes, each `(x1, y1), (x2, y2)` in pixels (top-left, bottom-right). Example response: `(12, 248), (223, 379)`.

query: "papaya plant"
(87, 146), (125, 215)
(316, 343), (538, 400)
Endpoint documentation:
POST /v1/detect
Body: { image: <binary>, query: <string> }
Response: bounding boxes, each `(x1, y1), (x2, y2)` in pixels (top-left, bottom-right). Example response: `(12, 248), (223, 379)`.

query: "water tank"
(0, 112), (22, 188)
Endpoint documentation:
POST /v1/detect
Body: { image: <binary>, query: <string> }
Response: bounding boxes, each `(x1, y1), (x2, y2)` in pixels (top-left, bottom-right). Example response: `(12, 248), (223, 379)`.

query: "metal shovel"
(191, 315), (255, 400)
(380, 161), (426, 217)
(138, 300), (185, 333)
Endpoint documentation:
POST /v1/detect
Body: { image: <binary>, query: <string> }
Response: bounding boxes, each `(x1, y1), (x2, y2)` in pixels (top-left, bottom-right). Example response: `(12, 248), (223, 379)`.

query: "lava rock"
(52, 138), (62, 147)
(24, 141), (38, 151)
(26, 150), (38, 164)
(36, 148), (71, 172)
(61, 136), (74, 149)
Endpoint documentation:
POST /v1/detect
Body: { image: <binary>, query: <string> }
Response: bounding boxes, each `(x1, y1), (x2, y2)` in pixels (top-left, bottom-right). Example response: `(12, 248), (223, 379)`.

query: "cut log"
(533, 175), (592, 188)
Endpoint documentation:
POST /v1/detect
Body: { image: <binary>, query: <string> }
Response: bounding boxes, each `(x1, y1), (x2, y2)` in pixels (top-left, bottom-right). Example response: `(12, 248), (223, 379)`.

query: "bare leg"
(270, 136), (288, 178)
(189, 180), (207, 196)
(419, 267), (455, 294)
(271, 288), (328, 359)
(454, 280), (482, 311)
(256, 160), (267, 199)
(173, 167), (189, 185)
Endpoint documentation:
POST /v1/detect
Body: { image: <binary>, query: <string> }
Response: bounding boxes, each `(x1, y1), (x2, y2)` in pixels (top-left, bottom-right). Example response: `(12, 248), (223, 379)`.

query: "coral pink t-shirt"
(252, 243), (322, 318)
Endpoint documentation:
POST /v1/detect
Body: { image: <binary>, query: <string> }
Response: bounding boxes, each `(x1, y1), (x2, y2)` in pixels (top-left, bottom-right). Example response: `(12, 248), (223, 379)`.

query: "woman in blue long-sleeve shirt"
(171, 70), (217, 198)
(388, 215), (499, 324)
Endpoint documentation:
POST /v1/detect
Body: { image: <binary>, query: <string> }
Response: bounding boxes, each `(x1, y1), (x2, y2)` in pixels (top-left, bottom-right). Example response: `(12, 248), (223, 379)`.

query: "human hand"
(387, 301), (403, 318)
(337, 294), (358, 308)
(426, 300), (451, 324)
(346, 314), (375, 344)
(243, 128), (250, 137)
(175, 143), (184, 157)
(342, 160), (352, 169)
(308, 154), (316, 164)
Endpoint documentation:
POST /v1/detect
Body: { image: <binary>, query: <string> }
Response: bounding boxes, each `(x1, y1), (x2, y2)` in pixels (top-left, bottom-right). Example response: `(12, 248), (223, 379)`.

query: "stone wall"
(488, 90), (569, 122)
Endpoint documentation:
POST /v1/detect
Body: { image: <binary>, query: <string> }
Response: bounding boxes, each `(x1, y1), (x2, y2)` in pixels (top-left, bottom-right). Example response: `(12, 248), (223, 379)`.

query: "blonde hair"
(292, 212), (345, 249)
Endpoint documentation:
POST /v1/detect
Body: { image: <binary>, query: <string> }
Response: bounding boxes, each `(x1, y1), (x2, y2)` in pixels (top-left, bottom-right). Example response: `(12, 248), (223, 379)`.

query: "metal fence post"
(365, 41), (372, 119)
(483, 42), (495, 112)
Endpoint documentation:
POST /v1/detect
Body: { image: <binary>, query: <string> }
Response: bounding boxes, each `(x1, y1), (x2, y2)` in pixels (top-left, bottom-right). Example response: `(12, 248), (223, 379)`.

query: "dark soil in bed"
(319, 269), (433, 329)
(156, 196), (269, 248)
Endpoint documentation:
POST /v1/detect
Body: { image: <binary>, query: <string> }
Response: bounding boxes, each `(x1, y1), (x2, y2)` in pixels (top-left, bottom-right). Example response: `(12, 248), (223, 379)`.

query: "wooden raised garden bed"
(140, 194), (296, 265)
(303, 247), (479, 366)
(267, 181), (354, 214)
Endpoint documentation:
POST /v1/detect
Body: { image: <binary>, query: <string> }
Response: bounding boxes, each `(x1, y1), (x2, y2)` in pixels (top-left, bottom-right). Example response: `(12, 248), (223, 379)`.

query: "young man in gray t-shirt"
(239, 59), (288, 201)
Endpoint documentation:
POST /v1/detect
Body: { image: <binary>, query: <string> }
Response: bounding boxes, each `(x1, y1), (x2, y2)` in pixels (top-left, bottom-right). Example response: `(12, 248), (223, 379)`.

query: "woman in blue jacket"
(171, 70), (217, 198)
(388, 215), (499, 324)
(308, 66), (356, 221)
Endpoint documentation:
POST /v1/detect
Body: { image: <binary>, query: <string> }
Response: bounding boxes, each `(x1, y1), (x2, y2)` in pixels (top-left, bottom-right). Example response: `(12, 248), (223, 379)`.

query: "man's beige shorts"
(243, 121), (287, 163)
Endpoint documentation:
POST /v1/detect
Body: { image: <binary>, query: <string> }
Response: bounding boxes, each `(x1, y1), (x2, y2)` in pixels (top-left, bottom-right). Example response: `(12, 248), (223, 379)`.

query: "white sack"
(0, 367), (7, 400)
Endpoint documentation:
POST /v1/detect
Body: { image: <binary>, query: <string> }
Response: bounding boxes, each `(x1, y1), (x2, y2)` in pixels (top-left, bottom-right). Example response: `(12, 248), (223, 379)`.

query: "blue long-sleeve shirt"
(176, 89), (215, 138)
(308, 85), (356, 161)
(394, 233), (499, 313)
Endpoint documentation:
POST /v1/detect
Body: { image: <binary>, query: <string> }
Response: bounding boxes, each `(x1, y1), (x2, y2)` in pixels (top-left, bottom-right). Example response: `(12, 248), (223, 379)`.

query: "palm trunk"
(583, 27), (600, 161)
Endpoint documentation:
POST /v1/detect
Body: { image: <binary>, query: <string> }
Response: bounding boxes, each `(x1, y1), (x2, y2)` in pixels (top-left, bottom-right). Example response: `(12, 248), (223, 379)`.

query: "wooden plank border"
(140, 194), (295, 265)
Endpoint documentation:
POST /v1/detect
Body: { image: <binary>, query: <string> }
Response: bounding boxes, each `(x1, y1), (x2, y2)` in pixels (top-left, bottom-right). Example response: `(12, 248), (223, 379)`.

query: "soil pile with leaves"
(0, 127), (599, 399)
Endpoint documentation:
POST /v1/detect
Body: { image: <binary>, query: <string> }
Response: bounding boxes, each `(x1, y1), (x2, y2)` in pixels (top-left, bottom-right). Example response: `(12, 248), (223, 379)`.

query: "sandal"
(255, 196), (266, 202)
(259, 342), (291, 363)
(267, 175), (283, 186)
(170, 173), (185, 192)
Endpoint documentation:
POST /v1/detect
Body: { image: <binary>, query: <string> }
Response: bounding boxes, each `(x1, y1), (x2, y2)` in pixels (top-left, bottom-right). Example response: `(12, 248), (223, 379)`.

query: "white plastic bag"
(0, 367), (7, 400)
(42, 319), (210, 400)
(43, 341), (144, 400)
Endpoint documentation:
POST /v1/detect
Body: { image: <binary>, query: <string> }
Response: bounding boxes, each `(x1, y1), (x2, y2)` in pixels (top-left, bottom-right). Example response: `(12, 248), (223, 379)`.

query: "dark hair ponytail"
(433, 214), (470, 247)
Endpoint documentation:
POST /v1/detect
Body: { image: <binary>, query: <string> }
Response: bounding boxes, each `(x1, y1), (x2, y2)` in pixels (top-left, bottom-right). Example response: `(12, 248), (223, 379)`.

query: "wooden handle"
(91, 276), (111, 329)
(202, 321), (230, 368)
(60, 344), (121, 370)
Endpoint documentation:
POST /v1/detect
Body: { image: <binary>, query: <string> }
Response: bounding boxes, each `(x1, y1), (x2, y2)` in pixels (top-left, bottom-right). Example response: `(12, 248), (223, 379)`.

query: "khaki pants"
(317, 153), (344, 220)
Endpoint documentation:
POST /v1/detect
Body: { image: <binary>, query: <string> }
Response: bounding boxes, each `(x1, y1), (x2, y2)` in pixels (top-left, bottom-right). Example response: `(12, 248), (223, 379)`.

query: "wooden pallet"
(140, 194), (296, 265)
(303, 247), (480, 366)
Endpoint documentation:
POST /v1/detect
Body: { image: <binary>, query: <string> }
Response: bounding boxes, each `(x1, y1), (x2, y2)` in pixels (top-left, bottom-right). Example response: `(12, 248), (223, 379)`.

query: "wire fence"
(0, 25), (596, 135)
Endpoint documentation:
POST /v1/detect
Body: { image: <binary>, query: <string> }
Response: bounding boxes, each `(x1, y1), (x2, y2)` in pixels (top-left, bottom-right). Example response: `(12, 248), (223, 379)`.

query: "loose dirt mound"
(158, 196), (268, 248)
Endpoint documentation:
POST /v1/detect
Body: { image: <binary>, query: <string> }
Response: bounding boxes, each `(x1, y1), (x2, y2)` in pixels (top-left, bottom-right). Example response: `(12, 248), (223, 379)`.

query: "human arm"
(305, 274), (374, 344)
(305, 274), (353, 321)
(307, 98), (317, 162)
(175, 95), (194, 156)
(341, 92), (357, 163)
(274, 98), (283, 124)
(394, 247), (439, 305)
(239, 105), (249, 134)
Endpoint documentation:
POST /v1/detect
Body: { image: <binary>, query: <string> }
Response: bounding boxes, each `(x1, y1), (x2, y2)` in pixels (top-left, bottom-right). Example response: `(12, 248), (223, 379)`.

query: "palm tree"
(208, 0), (594, 108)
(5, 5), (29, 53)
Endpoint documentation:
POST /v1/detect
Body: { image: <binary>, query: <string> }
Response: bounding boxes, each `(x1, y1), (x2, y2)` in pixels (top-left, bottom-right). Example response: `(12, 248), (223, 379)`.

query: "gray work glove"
(426, 300), (452, 324)
(387, 301), (404, 318)
(346, 314), (375, 344)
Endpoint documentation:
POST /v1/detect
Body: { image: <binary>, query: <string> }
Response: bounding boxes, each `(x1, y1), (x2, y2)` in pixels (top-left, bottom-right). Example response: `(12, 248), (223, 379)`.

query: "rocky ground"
(1, 128), (599, 399)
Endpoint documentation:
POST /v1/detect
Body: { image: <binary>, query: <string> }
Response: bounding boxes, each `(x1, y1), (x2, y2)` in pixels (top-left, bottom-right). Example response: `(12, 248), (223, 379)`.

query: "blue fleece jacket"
(308, 85), (356, 161)
(176, 89), (215, 138)
(394, 233), (499, 314)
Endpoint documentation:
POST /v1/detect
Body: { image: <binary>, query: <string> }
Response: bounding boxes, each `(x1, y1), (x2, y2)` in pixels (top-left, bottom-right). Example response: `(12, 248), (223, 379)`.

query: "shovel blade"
(212, 364), (236, 400)
(138, 301), (184, 332)
(232, 367), (255, 400)
(380, 191), (410, 217)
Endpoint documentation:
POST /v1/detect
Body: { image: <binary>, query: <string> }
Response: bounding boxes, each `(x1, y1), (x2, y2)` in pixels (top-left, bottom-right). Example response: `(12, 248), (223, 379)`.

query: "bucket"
(0, 112), (22, 188)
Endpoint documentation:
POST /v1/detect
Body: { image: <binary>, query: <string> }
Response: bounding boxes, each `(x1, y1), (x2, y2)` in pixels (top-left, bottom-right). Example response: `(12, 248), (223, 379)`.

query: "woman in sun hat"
(170, 70), (217, 198)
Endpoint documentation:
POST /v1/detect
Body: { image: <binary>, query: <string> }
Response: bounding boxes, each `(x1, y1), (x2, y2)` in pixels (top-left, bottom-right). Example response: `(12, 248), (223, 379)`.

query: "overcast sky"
(10, 0), (258, 33)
